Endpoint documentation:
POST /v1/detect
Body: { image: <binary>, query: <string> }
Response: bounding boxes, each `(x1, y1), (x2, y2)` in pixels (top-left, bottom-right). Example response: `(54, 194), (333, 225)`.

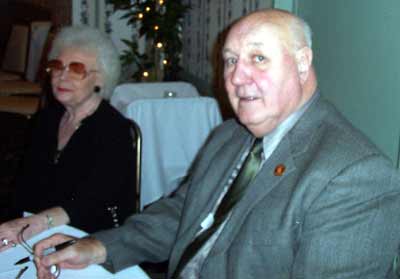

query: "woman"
(0, 26), (137, 251)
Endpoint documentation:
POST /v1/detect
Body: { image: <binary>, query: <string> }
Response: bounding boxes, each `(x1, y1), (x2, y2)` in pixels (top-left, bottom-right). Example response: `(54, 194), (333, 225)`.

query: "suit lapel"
(209, 135), (297, 254)
(176, 125), (253, 245)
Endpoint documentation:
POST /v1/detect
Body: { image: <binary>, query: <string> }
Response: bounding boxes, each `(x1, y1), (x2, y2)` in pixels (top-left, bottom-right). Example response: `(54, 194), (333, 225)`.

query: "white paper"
(0, 224), (149, 279)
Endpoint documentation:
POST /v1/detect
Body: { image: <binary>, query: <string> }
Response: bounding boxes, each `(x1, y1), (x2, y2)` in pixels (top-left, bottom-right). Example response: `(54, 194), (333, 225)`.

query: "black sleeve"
(59, 120), (136, 233)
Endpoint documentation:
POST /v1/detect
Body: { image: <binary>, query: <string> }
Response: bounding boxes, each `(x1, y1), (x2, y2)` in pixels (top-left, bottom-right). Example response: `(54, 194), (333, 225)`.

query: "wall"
(15, 0), (71, 27)
(275, 0), (400, 167)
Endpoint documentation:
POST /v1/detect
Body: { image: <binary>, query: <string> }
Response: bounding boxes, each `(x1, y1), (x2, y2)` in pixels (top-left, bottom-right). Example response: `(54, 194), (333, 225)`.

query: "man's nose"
(231, 61), (252, 85)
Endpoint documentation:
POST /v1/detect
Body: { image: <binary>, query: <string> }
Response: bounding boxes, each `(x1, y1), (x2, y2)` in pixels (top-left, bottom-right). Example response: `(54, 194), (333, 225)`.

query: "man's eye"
(225, 57), (237, 66)
(254, 55), (266, 63)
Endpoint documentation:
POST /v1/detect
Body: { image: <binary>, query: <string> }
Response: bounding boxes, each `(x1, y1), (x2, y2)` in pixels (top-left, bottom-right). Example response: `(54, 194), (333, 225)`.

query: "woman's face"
(50, 47), (103, 108)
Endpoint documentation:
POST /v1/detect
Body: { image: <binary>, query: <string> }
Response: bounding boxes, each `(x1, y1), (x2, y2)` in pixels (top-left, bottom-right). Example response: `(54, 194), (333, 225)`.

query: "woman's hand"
(0, 214), (46, 252)
(34, 233), (107, 279)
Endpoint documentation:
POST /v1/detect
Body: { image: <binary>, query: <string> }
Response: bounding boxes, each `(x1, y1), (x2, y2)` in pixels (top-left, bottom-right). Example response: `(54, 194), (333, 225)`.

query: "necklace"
(54, 100), (101, 164)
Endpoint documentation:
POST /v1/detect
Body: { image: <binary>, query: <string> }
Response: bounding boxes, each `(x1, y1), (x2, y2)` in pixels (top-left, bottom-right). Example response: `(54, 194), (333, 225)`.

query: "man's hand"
(34, 233), (107, 279)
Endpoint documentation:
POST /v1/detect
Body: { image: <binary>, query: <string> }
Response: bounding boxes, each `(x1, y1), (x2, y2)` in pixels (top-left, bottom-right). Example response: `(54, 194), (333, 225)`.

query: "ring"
(1, 238), (9, 246)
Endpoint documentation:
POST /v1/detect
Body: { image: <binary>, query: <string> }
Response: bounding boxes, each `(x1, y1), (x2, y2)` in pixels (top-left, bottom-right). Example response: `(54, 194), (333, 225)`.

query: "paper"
(0, 225), (149, 279)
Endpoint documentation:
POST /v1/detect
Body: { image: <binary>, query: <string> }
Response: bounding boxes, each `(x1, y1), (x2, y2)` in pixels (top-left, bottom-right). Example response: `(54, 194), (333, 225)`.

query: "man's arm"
(93, 179), (189, 273)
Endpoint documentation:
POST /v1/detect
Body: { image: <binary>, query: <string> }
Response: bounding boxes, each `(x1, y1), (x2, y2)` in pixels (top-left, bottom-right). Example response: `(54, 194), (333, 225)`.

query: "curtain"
(72, 0), (114, 33)
(181, 0), (273, 94)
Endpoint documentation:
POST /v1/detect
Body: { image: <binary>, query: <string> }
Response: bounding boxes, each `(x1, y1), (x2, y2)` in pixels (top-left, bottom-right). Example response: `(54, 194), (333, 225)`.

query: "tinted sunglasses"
(46, 59), (98, 80)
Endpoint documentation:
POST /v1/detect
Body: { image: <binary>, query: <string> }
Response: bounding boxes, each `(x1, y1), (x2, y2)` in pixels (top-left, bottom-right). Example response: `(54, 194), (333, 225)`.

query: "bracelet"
(46, 214), (54, 229)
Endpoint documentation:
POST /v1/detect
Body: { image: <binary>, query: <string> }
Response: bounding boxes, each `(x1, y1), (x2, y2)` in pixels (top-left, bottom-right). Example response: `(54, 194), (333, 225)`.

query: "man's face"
(223, 21), (307, 137)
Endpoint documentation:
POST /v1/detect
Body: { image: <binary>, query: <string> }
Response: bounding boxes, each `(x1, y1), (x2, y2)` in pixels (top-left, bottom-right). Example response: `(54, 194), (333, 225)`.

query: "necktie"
(172, 138), (263, 278)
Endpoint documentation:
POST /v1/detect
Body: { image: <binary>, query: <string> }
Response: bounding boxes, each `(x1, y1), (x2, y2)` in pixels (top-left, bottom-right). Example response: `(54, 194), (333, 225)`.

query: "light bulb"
(163, 59), (168, 65)
(154, 25), (159, 31)
(145, 6), (151, 12)
(143, 71), (149, 77)
(156, 42), (163, 48)
(138, 13), (143, 19)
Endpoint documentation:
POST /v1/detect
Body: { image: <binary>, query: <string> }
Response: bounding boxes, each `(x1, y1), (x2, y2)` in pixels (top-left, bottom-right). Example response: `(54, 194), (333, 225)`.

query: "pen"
(15, 266), (28, 279)
(14, 239), (77, 265)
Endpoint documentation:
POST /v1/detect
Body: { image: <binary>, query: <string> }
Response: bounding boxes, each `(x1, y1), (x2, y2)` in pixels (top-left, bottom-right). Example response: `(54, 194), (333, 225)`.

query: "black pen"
(14, 239), (77, 265)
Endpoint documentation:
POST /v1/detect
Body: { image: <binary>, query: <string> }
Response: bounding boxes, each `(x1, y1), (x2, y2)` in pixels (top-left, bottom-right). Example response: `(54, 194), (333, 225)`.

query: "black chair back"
(128, 119), (142, 213)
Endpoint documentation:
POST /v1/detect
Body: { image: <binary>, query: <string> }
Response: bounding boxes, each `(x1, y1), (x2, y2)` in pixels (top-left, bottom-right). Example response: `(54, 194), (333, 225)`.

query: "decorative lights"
(110, 0), (189, 81)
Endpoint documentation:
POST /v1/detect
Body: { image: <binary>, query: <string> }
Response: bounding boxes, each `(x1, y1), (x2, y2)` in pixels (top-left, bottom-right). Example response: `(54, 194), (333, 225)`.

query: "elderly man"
(35, 9), (400, 279)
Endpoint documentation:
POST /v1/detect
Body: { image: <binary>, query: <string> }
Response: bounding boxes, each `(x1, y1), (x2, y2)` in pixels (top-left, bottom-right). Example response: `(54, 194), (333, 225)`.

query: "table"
(0, 225), (149, 279)
(0, 95), (40, 116)
(121, 97), (222, 208)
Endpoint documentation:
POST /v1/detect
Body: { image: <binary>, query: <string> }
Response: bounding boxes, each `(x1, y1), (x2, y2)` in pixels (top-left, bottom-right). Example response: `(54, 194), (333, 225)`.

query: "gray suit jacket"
(95, 96), (400, 278)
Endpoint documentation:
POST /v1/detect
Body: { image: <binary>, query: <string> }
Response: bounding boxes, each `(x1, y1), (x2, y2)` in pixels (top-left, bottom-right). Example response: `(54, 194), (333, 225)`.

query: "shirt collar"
(260, 90), (320, 160)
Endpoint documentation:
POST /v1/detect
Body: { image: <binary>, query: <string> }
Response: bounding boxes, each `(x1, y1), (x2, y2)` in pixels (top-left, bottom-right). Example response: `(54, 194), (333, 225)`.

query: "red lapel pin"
(274, 164), (286, 176)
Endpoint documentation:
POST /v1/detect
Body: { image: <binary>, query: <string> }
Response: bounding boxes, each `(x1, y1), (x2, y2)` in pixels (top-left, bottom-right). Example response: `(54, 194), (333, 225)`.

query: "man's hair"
(289, 15), (312, 50)
(48, 25), (121, 99)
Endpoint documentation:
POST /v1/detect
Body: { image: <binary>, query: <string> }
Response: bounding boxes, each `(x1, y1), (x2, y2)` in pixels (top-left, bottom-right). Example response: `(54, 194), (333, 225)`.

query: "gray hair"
(48, 25), (121, 99)
(289, 16), (313, 50)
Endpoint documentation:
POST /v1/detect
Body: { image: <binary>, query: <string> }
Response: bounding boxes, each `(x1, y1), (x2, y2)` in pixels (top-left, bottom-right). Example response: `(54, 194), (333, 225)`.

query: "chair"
(25, 21), (52, 82)
(110, 81), (199, 112)
(0, 22), (53, 116)
(0, 24), (30, 81)
(118, 97), (222, 208)
(128, 119), (142, 213)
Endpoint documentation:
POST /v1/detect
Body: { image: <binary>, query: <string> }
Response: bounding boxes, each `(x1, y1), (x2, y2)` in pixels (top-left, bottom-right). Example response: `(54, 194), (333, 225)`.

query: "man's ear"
(295, 46), (313, 82)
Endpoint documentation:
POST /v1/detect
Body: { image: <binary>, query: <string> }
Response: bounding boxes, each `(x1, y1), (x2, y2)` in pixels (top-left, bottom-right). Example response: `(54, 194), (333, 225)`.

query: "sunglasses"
(46, 59), (98, 80)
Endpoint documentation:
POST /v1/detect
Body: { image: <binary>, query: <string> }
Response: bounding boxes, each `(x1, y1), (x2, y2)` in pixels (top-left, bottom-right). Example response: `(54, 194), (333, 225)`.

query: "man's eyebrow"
(247, 41), (265, 48)
(222, 47), (235, 55)
(222, 41), (265, 55)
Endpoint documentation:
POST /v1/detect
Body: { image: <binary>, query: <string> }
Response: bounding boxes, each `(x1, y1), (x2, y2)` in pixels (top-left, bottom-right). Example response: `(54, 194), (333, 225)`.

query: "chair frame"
(128, 119), (142, 213)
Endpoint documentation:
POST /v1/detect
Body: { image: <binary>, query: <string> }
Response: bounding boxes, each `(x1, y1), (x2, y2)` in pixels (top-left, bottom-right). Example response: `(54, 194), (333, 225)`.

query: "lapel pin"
(274, 164), (286, 176)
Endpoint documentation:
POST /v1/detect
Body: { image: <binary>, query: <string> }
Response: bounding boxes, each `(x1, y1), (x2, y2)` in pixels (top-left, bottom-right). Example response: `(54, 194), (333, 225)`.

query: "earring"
(94, 86), (101, 93)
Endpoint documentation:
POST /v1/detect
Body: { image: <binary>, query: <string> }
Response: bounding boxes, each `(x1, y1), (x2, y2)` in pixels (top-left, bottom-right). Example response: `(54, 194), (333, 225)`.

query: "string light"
(138, 13), (144, 19)
(154, 25), (159, 31)
(145, 6), (151, 12)
(159, 0), (164, 5)
(143, 71), (149, 77)
(156, 42), (163, 48)
(163, 59), (168, 65)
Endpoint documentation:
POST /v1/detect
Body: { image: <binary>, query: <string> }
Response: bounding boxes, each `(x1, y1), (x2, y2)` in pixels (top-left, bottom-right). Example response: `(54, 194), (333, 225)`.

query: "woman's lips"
(56, 87), (72, 93)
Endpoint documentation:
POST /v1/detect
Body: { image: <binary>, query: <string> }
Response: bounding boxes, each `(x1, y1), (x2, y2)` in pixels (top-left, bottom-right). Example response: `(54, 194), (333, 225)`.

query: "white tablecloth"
(121, 97), (222, 208)
(0, 225), (149, 279)
(110, 81), (199, 112)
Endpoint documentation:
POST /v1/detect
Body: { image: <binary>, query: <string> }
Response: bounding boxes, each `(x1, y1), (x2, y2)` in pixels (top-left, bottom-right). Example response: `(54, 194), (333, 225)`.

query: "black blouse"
(13, 100), (137, 233)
